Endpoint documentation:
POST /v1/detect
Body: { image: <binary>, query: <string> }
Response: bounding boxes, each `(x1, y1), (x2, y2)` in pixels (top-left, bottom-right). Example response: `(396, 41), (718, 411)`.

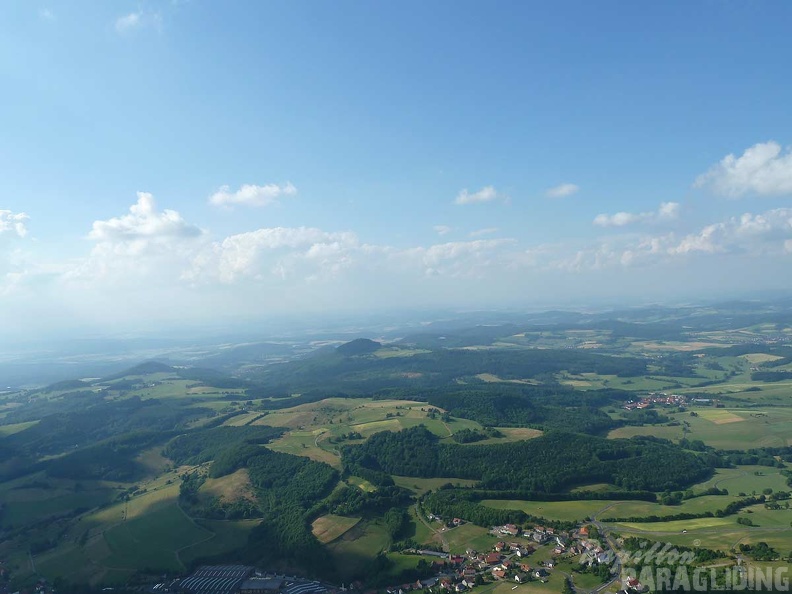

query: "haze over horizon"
(3, 1), (792, 341)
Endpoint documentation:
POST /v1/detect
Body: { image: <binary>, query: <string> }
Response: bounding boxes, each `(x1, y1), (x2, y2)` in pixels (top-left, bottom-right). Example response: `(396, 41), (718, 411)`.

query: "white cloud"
(668, 208), (792, 256)
(62, 193), (204, 287)
(593, 201), (680, 227)
(455, 185), (500, 205)
(187, 227), (361, 283)
(209, 183), (297, 208)
(0, 210), (29, 238)
(38, 8), (55, 21)
(89, 192), (201, 243)
(433, 225), (452, 236)
(115, 12), (142, 32)
(115, 10), (162, 34)
(469, 227), (499, 237)
(545, 183), (579, 199)
(401, 238), (516, 278)
(694, 141), (792, 197)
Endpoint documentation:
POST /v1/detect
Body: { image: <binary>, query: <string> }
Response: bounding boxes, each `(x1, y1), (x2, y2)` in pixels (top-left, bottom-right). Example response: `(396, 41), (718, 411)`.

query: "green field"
(393, 476), (478, 495)
(443, 523), (500, 554)
(0, 420), (39, 436)
(482, 495), (732, 523)
(264, 397), (541, 469)
(312, 514), (362, 544)
(327, 519), (392, 581)
(608, 408), (792, 449)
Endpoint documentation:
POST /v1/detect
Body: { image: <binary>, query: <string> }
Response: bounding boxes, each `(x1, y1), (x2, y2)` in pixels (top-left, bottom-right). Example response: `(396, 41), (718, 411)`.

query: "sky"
(2, 1), (792, 341)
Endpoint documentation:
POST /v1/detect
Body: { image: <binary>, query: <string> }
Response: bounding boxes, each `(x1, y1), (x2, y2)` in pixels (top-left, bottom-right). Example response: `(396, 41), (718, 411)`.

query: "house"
(501, 524), (519, 536)
(450, 556), (465, 565)
(534, 569), (549, 579)
(454, 584), (466, 593)
(485, 553), (501, 565)
(626, 578), (644, 591)
(452, 518), (463, 526)
(517, 545), (534, 557)
(492, 570), (506, 580)
(531, 532), (549, 544)
(519, 563), (532, 572)
(495, 541), (506, 552)
(514, 574), (530, 584)
(578, 526), (589, 538)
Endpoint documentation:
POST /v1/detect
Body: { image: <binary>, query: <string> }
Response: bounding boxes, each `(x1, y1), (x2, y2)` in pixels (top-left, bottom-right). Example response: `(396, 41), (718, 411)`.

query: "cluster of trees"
(738, 541), (779, 561)
(751, 370), (792, 382)
(324, 483), (412, 516)
(46, 431), (169, 480)
(621, 537), (724, 563)
(420, 386), (622, 434)
(163, 425), (284, 466)
(343, 427), (714, 493)
(621, 409), (671, 426)
(383, 507), (410, 540)
(421, 489), (575, 531)
(451, 428), (488, 443)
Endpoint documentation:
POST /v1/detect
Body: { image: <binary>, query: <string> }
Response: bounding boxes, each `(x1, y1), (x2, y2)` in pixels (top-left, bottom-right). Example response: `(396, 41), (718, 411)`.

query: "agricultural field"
(311, 514), (362, 544)
(482, 495), (732, 523)
(393, 476), (478, 496)
(608, 407), (792, 449)
(326, 519), (392, 582)
(442, 523), (499, 554)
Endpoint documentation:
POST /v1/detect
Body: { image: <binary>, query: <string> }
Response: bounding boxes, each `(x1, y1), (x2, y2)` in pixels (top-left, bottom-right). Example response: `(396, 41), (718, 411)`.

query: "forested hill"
(249, 346), (647, 392)
(343, 427), (715, 492)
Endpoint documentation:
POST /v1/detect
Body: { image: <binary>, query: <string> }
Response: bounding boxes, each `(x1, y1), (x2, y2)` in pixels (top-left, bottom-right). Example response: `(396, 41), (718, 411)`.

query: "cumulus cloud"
(38, 8), (55, 21)
(187, 227), (362, 283)
(62, 193), (205, 286)
(455, 185), (500, 205)
(695, 141), (792, 197)
(209, 182), (297, 208)
(401, 238), (516, 278)
(545, 183), (579, 198)
(89, 192), (201, 243)
(0, 210), (29, 238)
(433, 225), (452, 236)
(593, 201), (680, 227)
(668, 208), (792, 256)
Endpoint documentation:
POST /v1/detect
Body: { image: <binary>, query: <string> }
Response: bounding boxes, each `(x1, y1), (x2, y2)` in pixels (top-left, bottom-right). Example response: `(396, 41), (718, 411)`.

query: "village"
(622, 393), (686, 411)
(380, 518), (633, 594)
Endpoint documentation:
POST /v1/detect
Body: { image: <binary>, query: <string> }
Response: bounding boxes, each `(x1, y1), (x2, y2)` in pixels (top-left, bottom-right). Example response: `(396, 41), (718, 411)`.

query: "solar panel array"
(178, 566), (255, 594)
(282, 580), (327, 594)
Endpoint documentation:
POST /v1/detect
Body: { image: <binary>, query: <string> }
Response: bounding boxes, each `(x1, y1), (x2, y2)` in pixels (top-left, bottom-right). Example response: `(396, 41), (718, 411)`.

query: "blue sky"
(2, 1), (792, 339)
